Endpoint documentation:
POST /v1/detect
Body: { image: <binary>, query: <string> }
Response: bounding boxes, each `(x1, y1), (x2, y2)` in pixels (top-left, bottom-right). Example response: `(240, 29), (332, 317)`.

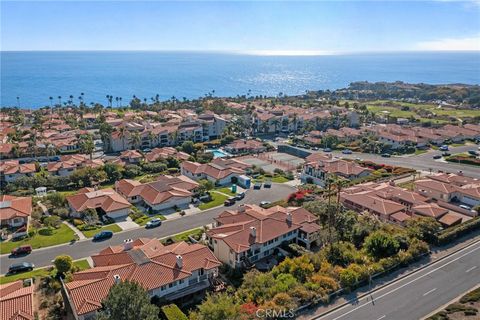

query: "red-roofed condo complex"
(207, 204), (321, 268)
(63, 238), (220, 320)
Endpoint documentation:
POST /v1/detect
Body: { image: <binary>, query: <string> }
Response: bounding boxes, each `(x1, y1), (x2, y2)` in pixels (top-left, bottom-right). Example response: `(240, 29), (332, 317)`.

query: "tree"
(181, 140), (196, 154)
(97, 280), (159, 320)
(129, 131), (142, 150)
(189, 292), (240, 320)
(339, 267), (359, 289)
(406, 217), (441, 244)
(83, 208), (99, 226)
(364, 231), (400, 260)
(54, 255), (73, 275)
(104, 163), (124, 182)
(44, 215), (61, 228)
(79, 134), (95, 159)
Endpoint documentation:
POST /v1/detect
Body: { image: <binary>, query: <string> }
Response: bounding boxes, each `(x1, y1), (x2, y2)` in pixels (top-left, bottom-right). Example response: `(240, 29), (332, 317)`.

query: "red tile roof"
(0, 195), (32, 221)
(0, 281), (34, 320)
(208, 205), (319, 253)
(66, 238), (220, 316)
(67, 188), (130, 213)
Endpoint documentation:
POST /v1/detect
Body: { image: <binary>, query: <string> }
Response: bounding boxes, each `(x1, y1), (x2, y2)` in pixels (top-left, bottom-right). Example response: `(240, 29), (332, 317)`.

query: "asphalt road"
(325, 145), (479, 179)
(313, 239), (480, 320)
(0, 183), (295, 274)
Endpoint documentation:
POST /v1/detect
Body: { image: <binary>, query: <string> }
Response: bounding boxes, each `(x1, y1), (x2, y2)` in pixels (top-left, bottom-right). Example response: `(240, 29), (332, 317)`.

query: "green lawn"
(215, 187), (236, 196)
(81, 224), (122, 238)
(414, 149), (428, 155)
(137, 214), (167, 226)
(271, 176), (290, 183)
(0, 259), (90, 284)
(169, 228), (204, 242)
(198, 192), (229, 210)
(0, 224), (75, 254)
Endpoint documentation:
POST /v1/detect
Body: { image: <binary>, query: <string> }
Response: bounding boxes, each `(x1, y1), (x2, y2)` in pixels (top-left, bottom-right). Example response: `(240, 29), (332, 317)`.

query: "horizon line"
(1, 49), (480, 56)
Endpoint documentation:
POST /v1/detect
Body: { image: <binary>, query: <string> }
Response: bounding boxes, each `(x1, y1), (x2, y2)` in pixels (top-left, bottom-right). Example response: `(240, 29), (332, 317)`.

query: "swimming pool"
(208, 149), (231, 158)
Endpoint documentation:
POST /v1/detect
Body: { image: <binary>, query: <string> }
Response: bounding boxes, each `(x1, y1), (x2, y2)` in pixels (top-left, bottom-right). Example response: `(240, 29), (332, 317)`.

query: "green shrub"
(161, 304), (188, 320)
(437, 217), (480, 245)
(72, 219), (84, 227)
(460, 287), (480, 304)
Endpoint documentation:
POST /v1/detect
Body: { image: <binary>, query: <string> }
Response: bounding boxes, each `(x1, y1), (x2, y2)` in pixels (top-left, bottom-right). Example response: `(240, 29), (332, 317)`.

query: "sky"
(1, 0), (479, 54)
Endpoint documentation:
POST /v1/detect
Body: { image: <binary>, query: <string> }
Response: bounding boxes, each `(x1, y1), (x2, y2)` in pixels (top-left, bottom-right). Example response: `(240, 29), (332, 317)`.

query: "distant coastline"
(1, 51), (479, 108)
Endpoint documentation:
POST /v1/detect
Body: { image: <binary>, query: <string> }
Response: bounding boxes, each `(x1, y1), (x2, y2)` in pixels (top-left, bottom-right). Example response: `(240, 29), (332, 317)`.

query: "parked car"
(8, 262), (34, 274)
(93, 230), (113, 241)
(199, 193), (212, 202)
(459, 204), (472, 210)
(468, 150), (479, 156)
(433, 154), (442, 159)
(235, 192), (246, 201)
(264, 180), (272, 188)
(381, 153), (391, 158)
(440, 145), (449, 151)
(142, 148), (152, 153)
(312, 146), (319, 151)
(342, 149), (352, 154)
(10, 245), (32, 256)
(442, 152), (451, 157)
(260, 201), (271, 208)
(253, 182), (262, 190)
(323, 148), (332, 152)
(145, 218), (162, 229)
(224, 198), (236, 206)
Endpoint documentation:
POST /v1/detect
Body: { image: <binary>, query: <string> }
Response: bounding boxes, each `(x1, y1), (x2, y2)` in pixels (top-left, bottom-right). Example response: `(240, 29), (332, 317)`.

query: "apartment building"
(207, 204), (321, 268)
(300, 155), (372, 187)
(64, 238), (221, 320)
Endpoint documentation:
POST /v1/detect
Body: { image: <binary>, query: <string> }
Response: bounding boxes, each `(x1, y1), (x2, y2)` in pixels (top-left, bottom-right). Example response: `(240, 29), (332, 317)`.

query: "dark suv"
(8, 262), (35, 274)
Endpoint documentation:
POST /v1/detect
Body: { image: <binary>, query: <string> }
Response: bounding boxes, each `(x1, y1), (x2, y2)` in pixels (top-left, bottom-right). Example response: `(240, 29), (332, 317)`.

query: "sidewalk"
(297, 230), (480, 320)
(62, 221), (86, 240)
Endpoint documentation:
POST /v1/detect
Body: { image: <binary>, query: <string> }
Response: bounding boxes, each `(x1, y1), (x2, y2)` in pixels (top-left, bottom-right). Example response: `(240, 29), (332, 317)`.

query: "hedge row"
(161, 304), (188, 320)
(436, 217), (480, 245)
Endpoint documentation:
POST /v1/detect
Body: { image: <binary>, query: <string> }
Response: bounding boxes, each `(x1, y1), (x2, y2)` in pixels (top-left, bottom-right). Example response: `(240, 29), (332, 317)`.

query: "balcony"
(163, 279), (210, 301)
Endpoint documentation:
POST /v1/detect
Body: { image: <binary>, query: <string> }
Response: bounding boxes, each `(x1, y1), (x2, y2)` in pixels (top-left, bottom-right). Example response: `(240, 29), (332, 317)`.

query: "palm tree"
(118, 127), (127, 151)
(147, 131), (156, 148)
(57, 96), (62, 107)
(49, 96), (53, 108)
(46, 144), (57, 158)
(129, 132), (141, 150)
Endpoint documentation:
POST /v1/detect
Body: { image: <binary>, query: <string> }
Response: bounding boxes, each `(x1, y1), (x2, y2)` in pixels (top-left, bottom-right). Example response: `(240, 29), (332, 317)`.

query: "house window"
(169, 282), (175, 288)
(179, 279), (184, 284)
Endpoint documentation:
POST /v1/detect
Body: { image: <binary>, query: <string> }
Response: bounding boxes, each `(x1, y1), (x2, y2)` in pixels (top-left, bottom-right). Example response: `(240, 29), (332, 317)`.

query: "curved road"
(0, 183), (295, 274)
(313, 239), (480, 320)
(326, 145), (479, 179)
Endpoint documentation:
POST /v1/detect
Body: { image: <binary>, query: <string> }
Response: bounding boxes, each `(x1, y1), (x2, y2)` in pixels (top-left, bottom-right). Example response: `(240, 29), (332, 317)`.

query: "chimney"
(250, 226), (256, 238)
(176, 255), (183, 268)
(286, 212), (292, 223)
(123, 238), (134, 251)
(238, 205), (246, 213)
(113, 274), (121, 285)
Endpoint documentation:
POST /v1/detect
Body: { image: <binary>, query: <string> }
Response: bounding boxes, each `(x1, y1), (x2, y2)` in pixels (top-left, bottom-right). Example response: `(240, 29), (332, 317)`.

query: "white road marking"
(376, 315), (386, 320)
(314, 242), (480, 320)
(423, 288), (437, 296)
(466, 266), (477, 273)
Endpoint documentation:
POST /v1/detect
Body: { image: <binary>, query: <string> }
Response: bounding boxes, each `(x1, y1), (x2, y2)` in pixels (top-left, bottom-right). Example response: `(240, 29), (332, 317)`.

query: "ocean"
(1, 51), (479, 108)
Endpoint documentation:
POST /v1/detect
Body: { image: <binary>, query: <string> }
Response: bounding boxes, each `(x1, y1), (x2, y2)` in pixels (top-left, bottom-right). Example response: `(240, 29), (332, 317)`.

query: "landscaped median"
(0, 224), (75, 255)
(0, 259), (90, 284)
(80, 224), (122, 238)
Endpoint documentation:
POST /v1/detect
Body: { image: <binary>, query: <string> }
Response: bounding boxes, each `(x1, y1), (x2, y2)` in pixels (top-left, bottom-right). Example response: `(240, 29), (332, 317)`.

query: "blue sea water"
(1, 51), (479, 108)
